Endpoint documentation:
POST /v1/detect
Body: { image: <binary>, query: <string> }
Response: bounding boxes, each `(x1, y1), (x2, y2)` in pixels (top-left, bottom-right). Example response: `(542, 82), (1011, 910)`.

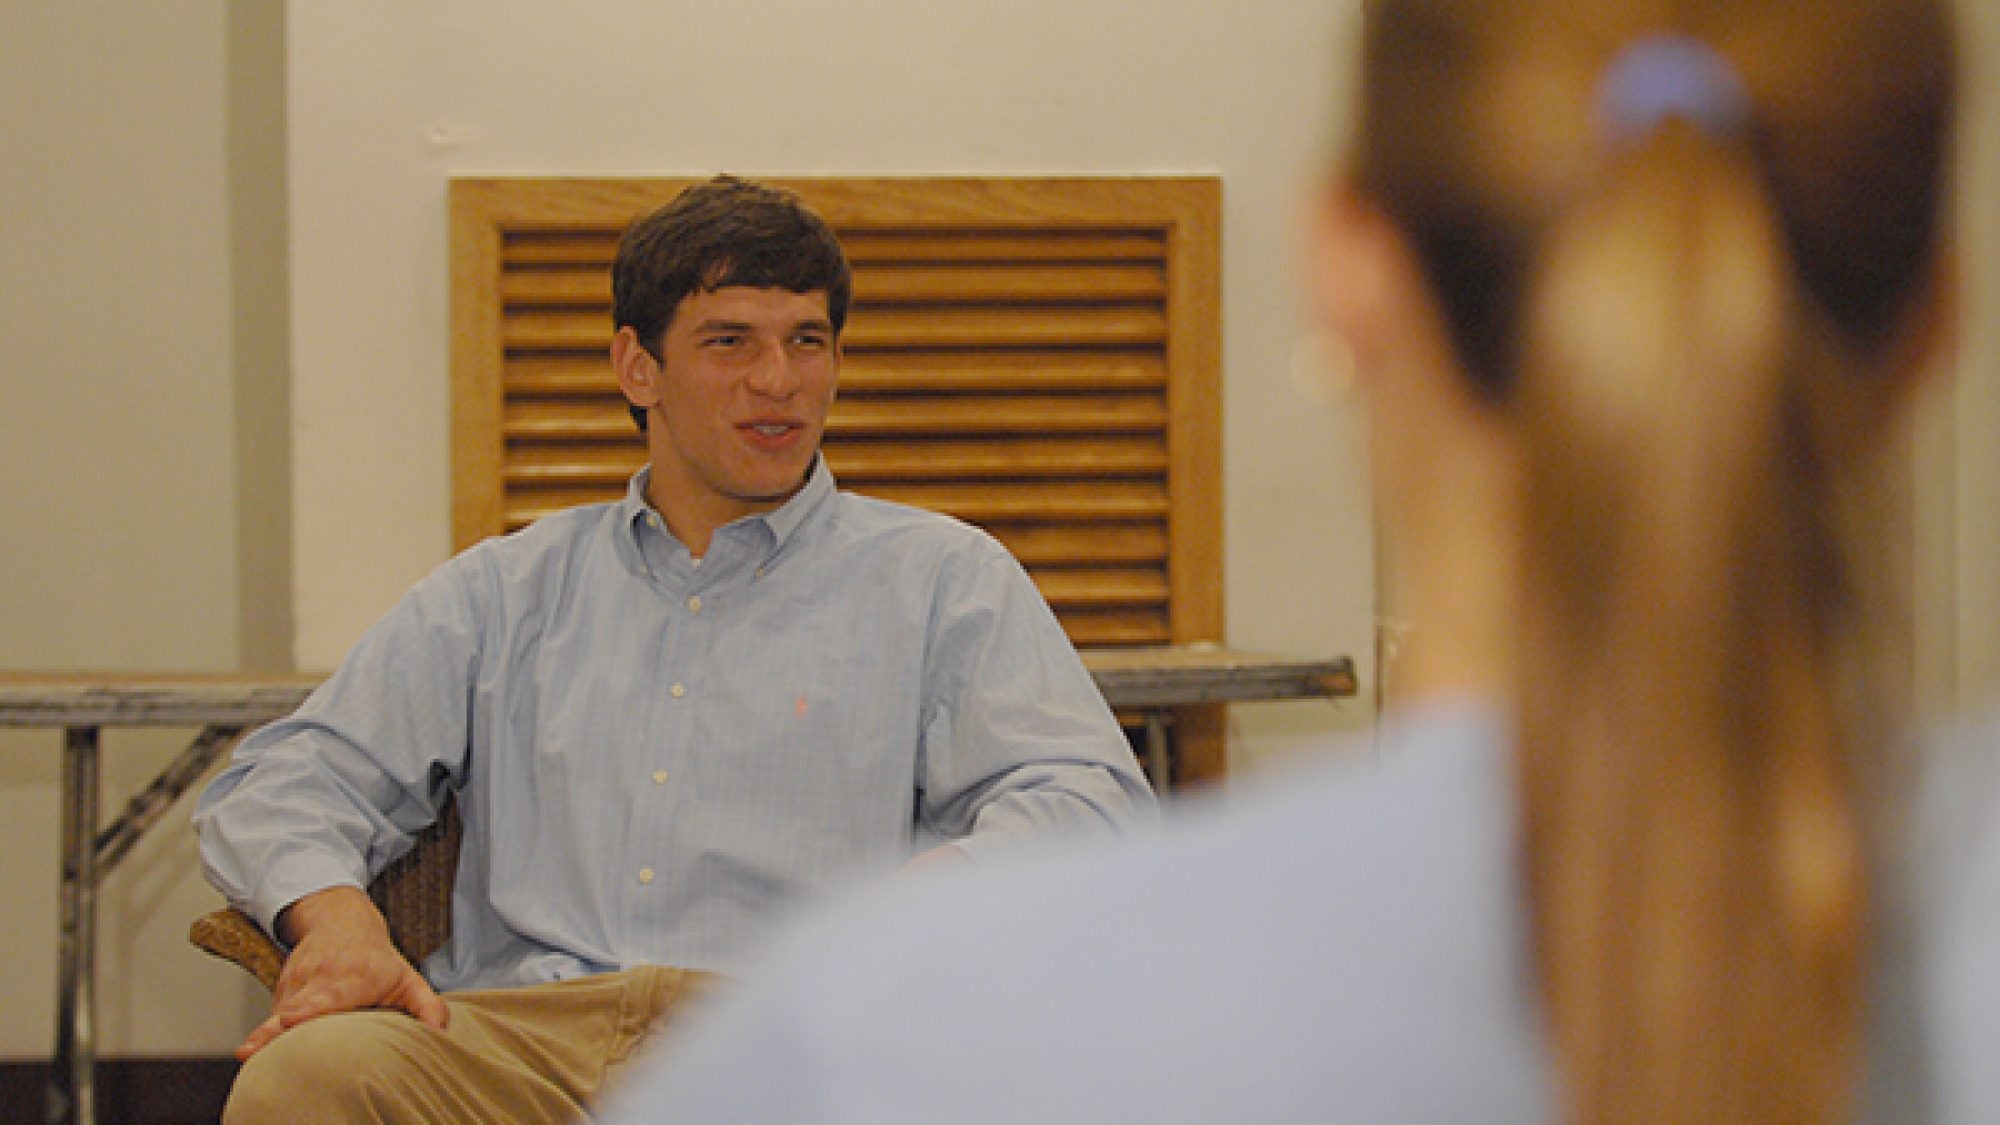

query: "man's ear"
(611, 326), (662, 415)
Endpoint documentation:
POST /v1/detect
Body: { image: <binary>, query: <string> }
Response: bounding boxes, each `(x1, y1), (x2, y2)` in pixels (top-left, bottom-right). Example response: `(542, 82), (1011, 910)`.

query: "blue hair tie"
(1594, 34), (1751, 147)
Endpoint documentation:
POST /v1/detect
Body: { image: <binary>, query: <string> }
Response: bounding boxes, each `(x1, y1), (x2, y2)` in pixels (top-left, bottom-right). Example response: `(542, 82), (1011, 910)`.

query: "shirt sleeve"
(192, 554), (486, 937)
(913, 542), (1158, 861)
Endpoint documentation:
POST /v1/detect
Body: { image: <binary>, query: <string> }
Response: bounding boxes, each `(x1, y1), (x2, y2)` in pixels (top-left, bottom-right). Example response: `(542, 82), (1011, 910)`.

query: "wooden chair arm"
(189, 798), (462, 993)
(189, 907), (284, 993)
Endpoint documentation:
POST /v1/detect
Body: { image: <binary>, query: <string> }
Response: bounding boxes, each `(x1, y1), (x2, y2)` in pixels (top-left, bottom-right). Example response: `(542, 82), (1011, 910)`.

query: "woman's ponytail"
(1513, 122), (1866, 1121)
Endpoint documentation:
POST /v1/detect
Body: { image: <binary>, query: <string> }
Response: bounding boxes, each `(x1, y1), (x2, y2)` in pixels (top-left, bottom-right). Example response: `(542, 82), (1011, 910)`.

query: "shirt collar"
(620, 456), (837, 557)
(759, 455), (836, 550)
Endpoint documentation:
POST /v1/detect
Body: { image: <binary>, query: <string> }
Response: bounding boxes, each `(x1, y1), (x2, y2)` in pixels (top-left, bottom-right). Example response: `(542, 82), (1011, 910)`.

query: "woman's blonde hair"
(1350, 1), (1955, 1118)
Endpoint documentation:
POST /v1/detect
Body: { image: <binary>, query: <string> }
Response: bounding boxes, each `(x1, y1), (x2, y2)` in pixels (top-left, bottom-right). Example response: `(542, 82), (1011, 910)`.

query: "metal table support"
(1082, 645), (1359, 788)
(53, 726), (96, 1125)
(1, 651), (1352, 1123)
(1, 676), (317, 1125)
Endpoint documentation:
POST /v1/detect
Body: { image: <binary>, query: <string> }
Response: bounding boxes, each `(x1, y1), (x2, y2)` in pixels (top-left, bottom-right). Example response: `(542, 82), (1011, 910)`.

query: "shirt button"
(687, 595), (702, 614)
(652, 769), (669, 785)
(638, 868), (655, 885)
(647, 513), (662, 529)
(754, 567), (767, 579)
(670, 683), (686, 698)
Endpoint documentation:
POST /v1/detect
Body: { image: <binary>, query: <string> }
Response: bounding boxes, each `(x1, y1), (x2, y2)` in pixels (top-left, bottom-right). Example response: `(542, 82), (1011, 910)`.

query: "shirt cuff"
(252, 864), (369, 947)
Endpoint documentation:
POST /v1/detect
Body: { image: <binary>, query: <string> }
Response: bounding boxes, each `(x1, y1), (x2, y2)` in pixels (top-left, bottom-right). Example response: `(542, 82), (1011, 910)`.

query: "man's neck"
(645, 495), (733, 560)
(643, 475), (806, 560)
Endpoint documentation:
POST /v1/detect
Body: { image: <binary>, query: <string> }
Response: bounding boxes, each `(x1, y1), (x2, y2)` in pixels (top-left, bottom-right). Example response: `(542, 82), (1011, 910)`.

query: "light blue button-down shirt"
(195, 460), (1155, 989)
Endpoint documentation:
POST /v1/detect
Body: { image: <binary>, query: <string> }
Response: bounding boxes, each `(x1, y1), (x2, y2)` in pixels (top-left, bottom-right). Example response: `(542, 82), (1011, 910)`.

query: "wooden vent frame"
(451, 177), (1221, 659)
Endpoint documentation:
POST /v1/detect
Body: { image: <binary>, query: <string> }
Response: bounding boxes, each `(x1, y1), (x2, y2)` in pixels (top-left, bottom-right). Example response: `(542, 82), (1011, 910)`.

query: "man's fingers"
(237, 964), (447, 1063)
(236, 1015), (283, 1061)
(243, 956), (447, 1067)
(275, 980), (356, 1028)
(403, 976), (451, 1031)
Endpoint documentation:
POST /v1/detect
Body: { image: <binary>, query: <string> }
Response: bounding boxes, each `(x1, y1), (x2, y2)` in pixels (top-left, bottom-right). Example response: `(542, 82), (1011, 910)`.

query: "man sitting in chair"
(194, 174), (1155, 1123)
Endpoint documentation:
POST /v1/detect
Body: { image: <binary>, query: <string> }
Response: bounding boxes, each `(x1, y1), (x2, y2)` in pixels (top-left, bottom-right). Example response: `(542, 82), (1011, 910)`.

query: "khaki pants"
(224, 966), (716, 1124)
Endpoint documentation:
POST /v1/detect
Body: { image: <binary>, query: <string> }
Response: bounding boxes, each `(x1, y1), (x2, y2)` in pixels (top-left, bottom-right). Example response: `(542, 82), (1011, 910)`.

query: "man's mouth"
(740, 421), (805, 446)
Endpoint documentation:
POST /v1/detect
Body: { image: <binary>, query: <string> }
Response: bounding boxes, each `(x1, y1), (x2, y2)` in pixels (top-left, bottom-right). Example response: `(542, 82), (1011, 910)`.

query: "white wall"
(285, 0), (1372, 737)
(0, 13), (239, 661)
(2, 0), (1994, 1062)
(285, 0), (1375, 776)
(0, 0), (275, 1059)
(1954, 0), (2000, 709)
(4, 0), (1367, 1059)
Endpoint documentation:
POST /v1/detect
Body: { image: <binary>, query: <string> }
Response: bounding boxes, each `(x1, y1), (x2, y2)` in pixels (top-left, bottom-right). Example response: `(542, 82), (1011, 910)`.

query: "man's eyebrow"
(689, 317), (834, 333)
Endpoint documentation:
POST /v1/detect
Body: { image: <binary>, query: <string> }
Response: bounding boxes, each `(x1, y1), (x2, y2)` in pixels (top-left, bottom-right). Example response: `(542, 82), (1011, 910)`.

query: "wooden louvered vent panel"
(452, 178), (1221, 651)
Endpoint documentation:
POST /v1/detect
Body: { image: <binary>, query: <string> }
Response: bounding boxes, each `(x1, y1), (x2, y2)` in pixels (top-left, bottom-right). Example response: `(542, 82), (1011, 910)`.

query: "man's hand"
(236, 885), (450, 1061)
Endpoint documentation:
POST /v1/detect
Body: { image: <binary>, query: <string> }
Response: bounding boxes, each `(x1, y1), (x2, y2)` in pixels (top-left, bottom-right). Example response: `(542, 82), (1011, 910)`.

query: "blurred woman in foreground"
(608, 1), (1978, 1119)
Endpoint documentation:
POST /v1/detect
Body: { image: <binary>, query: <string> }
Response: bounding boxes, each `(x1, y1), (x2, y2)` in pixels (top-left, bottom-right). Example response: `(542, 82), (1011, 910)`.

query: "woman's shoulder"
(613, 698), (1550, 1123)
(1910, 702), (2000, 910)
(1895, 701), (2000, 1123)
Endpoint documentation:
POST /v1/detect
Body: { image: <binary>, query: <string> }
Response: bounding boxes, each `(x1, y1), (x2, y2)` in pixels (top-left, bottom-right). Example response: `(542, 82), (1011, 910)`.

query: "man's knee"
(223, 1010), (432, 1124)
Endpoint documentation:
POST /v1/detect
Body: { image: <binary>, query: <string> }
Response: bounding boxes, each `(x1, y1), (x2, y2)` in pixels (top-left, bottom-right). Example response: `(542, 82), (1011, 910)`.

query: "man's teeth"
(752, 424), (789, 436)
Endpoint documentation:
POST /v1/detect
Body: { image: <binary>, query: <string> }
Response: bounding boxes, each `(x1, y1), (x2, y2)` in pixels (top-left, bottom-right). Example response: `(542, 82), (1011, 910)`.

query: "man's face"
(618, 286), (840, 539)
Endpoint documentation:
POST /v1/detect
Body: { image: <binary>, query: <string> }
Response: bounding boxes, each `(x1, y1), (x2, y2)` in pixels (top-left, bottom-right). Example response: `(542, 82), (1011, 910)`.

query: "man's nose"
(745, 341), (800, 397)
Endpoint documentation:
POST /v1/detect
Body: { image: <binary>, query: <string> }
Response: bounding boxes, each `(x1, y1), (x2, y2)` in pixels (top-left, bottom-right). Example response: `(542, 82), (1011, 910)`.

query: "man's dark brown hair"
(611, 175), (852, 431)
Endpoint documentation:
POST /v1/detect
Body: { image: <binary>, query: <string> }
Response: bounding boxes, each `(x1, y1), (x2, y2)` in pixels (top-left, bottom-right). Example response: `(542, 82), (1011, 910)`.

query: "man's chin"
(730, 468), (813, 505)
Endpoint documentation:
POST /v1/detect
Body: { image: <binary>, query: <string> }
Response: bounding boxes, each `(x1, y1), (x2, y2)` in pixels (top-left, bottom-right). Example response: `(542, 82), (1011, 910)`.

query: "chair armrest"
(189, 907), (284, 992)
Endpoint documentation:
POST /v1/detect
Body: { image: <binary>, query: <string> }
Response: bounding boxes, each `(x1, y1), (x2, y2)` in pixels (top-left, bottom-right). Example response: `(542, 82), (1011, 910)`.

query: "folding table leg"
(50, 724), (99, 1125)
(1143, 711), (1173, 790)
